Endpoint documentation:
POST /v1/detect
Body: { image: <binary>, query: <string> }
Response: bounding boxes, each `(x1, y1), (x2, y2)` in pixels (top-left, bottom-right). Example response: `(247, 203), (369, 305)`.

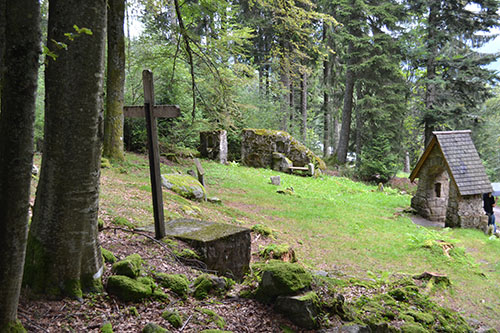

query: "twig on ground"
(180, 313), (193, 332)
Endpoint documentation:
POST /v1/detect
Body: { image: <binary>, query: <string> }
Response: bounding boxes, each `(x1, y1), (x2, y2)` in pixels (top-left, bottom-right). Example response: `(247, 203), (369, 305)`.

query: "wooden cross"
(123, 69), (181, 239)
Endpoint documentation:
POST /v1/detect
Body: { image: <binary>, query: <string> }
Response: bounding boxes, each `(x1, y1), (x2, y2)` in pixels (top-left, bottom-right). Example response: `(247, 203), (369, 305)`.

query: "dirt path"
(410, 206), (500, 229)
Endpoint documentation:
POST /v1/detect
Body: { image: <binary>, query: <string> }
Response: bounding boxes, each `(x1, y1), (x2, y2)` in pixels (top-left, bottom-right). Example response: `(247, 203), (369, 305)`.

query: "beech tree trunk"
(0, 0), (40, 330)
(103, 0), (125, 161)
(0, 0), (5, 96)
(337, 40), (356, 164)
(280, 63), (290, 131)
(24, 0), (106, 299)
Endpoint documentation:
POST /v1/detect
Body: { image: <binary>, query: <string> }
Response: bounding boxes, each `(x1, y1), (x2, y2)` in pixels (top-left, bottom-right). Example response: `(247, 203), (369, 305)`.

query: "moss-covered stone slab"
(275, 292), (320, 329)
(165, 219), (250, 280)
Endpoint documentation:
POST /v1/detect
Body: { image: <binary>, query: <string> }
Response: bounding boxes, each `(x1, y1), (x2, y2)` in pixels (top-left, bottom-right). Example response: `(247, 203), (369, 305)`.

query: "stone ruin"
(241, 129), (326, 175)
(410, 131), (492, 230)
(199, 130), (228, 164)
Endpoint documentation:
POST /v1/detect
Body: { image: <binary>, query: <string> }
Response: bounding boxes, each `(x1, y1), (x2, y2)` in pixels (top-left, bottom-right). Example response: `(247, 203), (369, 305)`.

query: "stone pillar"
(199, 130), (228, 164)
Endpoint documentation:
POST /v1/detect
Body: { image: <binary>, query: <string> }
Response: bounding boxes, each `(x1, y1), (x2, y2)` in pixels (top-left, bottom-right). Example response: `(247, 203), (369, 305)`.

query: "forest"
(2, 0), (500, 332)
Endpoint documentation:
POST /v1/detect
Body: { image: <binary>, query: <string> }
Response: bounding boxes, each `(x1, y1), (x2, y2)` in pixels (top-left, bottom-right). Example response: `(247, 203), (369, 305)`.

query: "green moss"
(174, 248), (200, 260)
(101, 157), (112, 169)
(400, 323), (429, 333)
(101, 322), (113, 333)
(63, 279), (83, 299)
(101, 247), (118, 264)
(161, 310), (183, 328)
(193, 274), (213, 300)
(162, 174), (206, 200)
(406, 311), (435, 324)
(112, 253), (143, 278)
(111, 216), (135, 229)
(251, 224), (273, 237)
(198, 308), (226, 329)
(81, 272), (104, 293)
(106, 275), (153, 302)
(142, 323), (168, 333)
(254, 261), (312, 302)
(259, 243), (296, 262)
(156, 273), (190, 299)
(161, 238), (179, 249)
(0, 320), (26, 333)
(129, 306), (139, 316)
(200, 330), (233, 333)
(98, 218), (105, 231)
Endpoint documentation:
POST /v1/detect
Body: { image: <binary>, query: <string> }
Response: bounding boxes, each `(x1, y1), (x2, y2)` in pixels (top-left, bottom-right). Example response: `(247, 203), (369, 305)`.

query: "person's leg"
(493, 214), (496, 233)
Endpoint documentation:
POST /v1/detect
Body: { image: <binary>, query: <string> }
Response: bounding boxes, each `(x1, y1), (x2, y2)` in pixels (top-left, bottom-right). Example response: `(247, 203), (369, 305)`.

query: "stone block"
(199, 130), (228, 164)
(165, 219), (250, 280)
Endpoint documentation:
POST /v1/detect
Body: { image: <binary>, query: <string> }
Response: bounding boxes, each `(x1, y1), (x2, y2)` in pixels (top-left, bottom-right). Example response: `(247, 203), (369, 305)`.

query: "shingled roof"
(410, 130), (492, 196)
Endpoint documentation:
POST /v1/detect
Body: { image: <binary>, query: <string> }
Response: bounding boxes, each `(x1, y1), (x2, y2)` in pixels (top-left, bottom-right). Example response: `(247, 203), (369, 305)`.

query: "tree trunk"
(0, 0), (5, 96)
(337, 40), (356, 164)
(322, 23), (332, 157)
(24, 0), (106, 299)
(0, 0), (40, 330)
(280, 63), (290, 131)
(354, 84), (362, 168)
(103, 0), (125, 161)
(424, 2), (438, 147)
(404, 151), (411, 173)
(289, 81), (294, 133)
(301, 70), (308, 143)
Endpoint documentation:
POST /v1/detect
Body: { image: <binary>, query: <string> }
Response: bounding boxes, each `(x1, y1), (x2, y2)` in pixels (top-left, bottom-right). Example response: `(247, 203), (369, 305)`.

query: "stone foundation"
(445, 184), (487, 229)
(165, 218), (250, 280)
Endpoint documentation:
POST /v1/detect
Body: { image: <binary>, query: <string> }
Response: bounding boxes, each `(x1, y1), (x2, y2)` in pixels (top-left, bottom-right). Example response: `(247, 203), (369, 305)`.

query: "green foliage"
(358, 134), (399, 183)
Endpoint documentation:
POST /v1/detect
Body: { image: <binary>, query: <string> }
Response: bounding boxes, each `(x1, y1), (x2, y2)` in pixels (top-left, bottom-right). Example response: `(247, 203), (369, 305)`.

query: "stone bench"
(165, 218), (251, 280)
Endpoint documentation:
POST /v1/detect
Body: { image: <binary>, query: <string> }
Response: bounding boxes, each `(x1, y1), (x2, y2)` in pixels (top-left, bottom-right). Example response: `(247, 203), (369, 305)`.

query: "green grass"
(96, 153), (500, 328)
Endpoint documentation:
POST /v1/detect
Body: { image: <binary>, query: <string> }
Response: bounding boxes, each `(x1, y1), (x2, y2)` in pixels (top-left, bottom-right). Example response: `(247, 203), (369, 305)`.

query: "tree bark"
(0, 0), (40, 329)
(337, 40), (356, 164)
(322, 23), (332, 157)
(280, 63), (290, 131)
(103, 0), (125, 161)
(24, 0), (106, 299)
(424, 1), (438, 147)
(301, 70), (308, 143)
(0, 0), (5, 96)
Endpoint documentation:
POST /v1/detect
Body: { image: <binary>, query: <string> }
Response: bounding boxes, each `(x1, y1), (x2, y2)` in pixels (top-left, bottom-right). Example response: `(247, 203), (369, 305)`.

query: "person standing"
(483, 192), (497, 235)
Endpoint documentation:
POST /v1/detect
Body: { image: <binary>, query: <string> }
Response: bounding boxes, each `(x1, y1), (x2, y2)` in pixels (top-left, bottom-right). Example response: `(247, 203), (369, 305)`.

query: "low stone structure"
(241, 129), (326, 175)
(199, 130), (228, 164)
(165, 218), (250, 280)
(410, 130), (492, 230)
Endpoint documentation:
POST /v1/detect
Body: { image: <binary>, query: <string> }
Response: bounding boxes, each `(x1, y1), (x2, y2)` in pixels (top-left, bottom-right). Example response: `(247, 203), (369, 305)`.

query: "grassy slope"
(99, 153), (500, 328)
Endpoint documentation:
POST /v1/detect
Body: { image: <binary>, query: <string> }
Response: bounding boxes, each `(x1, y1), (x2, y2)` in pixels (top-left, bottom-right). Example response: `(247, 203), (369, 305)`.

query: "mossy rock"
(161, 174), (206, 201)
(161, 310), (183, 329)
(101, 157), (112, 168)
(406, 311), (435, 324)
(259, 243), (296, 262)
(112, 254), (143, 278)
(200, 330), (233, 333)
(254, 261), (312, 303)
(401, 323), (429, 333)
(142, 323), (169, 333)
(251, 224), (273, 237)
(156, 273), (189, 299)
(106, 275), (153, 302)
(101, 247), (117, 264)
(174, 248), (200, 260)
(197, 307), (226, 329)
(193, 274), (214, 300)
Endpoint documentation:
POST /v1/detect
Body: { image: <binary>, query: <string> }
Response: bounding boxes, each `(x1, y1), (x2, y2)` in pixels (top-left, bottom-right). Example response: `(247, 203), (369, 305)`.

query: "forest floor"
(18, 152), (500, 332)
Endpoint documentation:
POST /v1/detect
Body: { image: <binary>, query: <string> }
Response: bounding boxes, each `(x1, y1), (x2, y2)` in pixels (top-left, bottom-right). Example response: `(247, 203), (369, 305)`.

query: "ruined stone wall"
(411, 145), (450, 221)
(241, 129), (326, 171)
(199, 130), (228, 164)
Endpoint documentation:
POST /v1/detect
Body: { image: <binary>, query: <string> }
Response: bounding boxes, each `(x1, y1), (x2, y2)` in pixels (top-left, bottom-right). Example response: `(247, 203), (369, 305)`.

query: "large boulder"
(275, 292), (320, 329)
(161, 174), (206, 201)
(255, 260), (312, 303)
(241, 129), (326, 174)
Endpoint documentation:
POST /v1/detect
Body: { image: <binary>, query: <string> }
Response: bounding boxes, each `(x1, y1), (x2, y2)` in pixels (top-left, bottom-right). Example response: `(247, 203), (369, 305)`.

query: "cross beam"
(124, 69), (180, 239)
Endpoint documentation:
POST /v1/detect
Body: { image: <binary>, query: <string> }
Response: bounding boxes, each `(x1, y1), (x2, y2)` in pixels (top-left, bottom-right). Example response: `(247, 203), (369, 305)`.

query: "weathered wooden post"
(123, 70), (180, 239)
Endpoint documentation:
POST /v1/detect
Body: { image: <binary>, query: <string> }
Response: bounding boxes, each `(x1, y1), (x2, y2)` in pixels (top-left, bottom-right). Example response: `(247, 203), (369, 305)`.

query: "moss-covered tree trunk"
(24, 0), (106, 299)
(0, 0), (40, 330)
(103, 0), (125, 161)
